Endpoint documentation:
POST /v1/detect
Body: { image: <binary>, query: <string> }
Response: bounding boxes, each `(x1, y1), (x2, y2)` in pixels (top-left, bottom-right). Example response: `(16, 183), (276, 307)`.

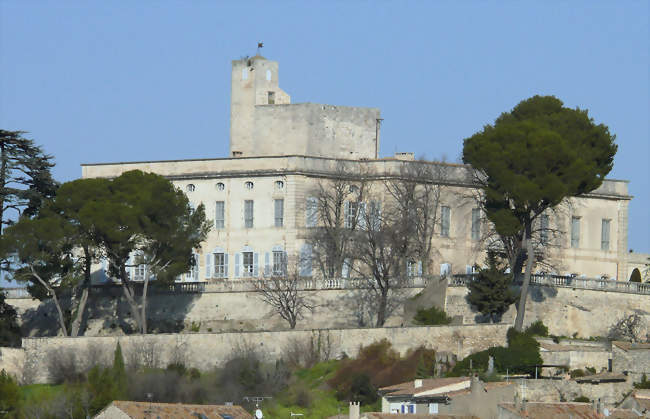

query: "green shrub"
(413, 305), (452, 325)
(525, 320), (549, 337)
(634, 374), (650, 389)
(573, 396), (590, 402)
(0, 369), (21, 417)
(570, 369), (586, 378)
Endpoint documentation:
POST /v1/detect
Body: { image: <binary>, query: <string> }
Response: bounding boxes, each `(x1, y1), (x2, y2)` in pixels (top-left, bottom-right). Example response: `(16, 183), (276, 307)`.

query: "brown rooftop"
(379, 377), (470, 397)
(96, 400), (253, 419)
(612, 341), (650, 351)
(498, 402), (639, 418)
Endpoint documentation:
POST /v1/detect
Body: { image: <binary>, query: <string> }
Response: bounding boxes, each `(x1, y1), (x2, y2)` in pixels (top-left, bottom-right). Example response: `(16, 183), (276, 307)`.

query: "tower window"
(266, 69), (272, 81)
(268, 91), (275, 104)
(241, 68), (248, 80)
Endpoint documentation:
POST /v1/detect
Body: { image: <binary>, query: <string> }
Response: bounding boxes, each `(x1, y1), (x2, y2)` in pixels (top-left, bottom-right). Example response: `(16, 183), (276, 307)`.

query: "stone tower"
(229, 55), (290, 157)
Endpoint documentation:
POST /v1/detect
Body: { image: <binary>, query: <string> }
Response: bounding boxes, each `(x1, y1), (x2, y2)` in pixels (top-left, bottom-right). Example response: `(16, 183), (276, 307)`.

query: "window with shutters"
(274, 199), (284, 227)
(215, 201), (225, 229)
(244, 200), (254, 228)
(601, 219), (611, 251)
(215, 253), (227, 278)
(407, 260), (422, 277)
(306, 197), (318, 227)
(272, 251), (287, 276)
(540, 214), (550, 245)
(441, 206), (450, 237)
(243, 251), (254, 277)
(345, 201), (358, 229)
(471, 208), (480, 240)
(571, 216), (580, 248)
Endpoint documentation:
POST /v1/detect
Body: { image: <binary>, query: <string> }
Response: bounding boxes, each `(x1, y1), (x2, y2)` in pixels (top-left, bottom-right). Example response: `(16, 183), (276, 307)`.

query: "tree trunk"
(376, 289), (388, 327)
(141, 273), (149, 334)
(119, 265), (143, 333)
(514, 227), (535, 331)
(70, 246), (92, 337)
(31, 267), (68, 336)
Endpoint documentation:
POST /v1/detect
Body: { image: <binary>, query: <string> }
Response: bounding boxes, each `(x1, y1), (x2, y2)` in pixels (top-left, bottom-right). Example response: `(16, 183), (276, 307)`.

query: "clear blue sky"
(1, 1), (648, 252)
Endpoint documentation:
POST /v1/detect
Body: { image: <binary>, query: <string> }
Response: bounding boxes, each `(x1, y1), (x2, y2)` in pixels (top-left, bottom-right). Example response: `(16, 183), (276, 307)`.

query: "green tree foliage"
(0, 130), (57, 236)
(87, 366), (120, 413)
(634, 374), (650, 389)
(328, 340), (437, 403)
(413, 305), (452, 325)
(0, 292), (21, 347)
(0, 369), (21, 417)
(450, 324), (546, 376)
(112, 342), (127, 398)
(467, 251), (518, 323)
(462, 96), (617, 331)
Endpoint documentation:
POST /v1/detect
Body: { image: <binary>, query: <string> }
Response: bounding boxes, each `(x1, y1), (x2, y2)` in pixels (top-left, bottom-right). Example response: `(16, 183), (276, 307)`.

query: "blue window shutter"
(264, 252), (270, 277)
(224, 254), (229, 277)
(235, 253), (240, 278)
(418, 261), (423, 276)
(253, 253), (259, 277)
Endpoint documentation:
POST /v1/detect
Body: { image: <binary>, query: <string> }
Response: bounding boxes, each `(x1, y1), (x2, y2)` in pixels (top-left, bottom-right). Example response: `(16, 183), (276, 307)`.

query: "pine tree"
(467, 251), (518, 323)
(112, 342), (127, 398)
(0, 293), (21, 347)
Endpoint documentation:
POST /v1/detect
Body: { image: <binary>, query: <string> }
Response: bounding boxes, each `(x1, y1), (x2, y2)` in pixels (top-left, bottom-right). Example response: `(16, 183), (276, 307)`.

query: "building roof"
(632, 390), (650, 411)
(573, 371), (628, 383)
(612, 341), (650, 351)
(379, 377), (471, 397)
(498, 402), (639, 418)
(96, 401), (253, 419)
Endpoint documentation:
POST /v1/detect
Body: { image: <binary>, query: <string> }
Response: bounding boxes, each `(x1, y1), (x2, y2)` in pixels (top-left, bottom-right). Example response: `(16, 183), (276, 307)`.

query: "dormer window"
(245, 181), (254, 190)
(216, 182), (225, 191)
(186, 184), (195, 192)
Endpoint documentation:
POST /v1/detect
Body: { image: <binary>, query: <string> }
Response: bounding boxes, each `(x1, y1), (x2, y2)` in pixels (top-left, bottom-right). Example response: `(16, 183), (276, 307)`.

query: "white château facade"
(82, 55), (633, 283)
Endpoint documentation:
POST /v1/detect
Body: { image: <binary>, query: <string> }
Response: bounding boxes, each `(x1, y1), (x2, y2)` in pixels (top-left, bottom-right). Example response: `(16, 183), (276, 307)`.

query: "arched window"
(266, 69), (272, 81)
(242, 68), (248, 80)
(216, 182), (225, 191)
(245, 181), (254, 190)
(186, 184), (195, 192)
(275, 180), (284, 190)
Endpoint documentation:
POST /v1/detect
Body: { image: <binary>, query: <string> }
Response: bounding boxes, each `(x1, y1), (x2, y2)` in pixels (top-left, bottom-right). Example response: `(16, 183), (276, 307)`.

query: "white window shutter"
(417, 261), (423, 276)
(205, 253), (213, 279)
(224, 254), (229, 277)
(127, 254), (134, 280)
(193, 255), (199, 281)
(359, 202), (367, 230)
(235, 253), (240, 278)
(264, 252), (270, 277)
(253, 253), (259, 277)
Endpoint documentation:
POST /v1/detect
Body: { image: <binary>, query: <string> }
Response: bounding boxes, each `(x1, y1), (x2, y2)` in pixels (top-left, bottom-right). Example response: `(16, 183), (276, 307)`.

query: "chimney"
(414, 379), (423, 388)
(349, 401), (360, 419)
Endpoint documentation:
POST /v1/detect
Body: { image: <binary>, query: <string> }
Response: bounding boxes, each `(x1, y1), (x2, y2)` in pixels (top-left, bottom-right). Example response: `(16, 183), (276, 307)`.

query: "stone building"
(82, 55), (633, 283)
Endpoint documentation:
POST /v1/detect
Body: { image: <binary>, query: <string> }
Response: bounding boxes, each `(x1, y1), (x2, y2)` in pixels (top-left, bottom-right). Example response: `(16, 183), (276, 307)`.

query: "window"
(407, 260), (422, 277)
(540, 214), (549, 245)
(245, 181), (254, 190)
(471, 208), (480, 240)
(243, 251), (254, 277)
(369, 201), (381, 231)
(268, 91), (275, 104)
(299, 244), (313, 277)
(216, 182), (225, 191)
(244, 200), (254, 228)
(342, 258), (351, 278)
(429, 403), (439, 414)
(440, 263), (451, 276)
(134, 261), (146, 281)
(266, 69), (272, 81)
(345, 201), (358, 229)
(601, 219), (611, 251)
(215, 201), (225, 229)
(186, 184), (195, 192)
(184, 254), (199, 281)
(441, 206), (450, 237)
(272, 250), (287, 276)
(274, 199), (284, 227)
(571, 216), (580, 248)
(275, 180), (284, 190)
(349, 185), (359, 193)
(241, 68), (248, 80)
(306, 197), (318, 227)
(214, 253), (227, 278)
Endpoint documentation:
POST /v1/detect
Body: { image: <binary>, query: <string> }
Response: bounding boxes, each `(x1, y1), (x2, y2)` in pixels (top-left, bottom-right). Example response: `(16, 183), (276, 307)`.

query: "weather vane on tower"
(257, 41), (264, 55)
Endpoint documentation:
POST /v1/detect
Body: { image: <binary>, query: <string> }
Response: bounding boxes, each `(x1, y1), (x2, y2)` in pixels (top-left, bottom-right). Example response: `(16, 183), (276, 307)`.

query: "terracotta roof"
(498, 402), (639, 418)
(612, 341), (650, 351)
(573, 371), (628, 383)
(379, 377), (470, 397)
(100, 401), (253, 418)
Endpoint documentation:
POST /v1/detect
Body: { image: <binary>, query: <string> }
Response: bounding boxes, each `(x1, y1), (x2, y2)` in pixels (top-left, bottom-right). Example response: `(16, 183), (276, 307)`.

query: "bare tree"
(308, 162), (368, 279)
(253, 257), (315, 329)
(608, 314), (646, 343)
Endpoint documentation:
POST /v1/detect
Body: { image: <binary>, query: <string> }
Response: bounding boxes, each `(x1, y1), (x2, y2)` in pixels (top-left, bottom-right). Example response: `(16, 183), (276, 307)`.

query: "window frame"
(441, 206), (451, 237)
(242, 251), (254, 277)
(571, 216), (581, 248)
(244, 200), (254, 228)
(215, 201), (225, 229)
(601, 218), (611, 251)
(274, 198), (284, 227)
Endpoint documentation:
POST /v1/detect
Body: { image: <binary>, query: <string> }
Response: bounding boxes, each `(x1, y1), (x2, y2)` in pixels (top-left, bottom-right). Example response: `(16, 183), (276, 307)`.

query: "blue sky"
(1, 1), (648, 252)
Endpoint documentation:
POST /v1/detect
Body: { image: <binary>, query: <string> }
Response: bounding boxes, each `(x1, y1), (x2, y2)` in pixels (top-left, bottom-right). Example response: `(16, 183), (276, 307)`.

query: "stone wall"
(22, 323), (509, 384)
(521, 378), (632, 406)
(612, 343), (650, 382)
(0, 347), (24, 380)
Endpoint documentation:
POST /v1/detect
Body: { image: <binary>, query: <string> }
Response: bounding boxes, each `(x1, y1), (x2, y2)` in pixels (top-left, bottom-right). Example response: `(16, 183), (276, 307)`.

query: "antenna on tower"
(257, 42), (264, 55)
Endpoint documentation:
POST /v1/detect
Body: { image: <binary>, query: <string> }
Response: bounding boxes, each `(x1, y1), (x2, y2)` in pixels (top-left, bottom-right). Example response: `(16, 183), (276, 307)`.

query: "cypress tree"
(467, 251), (518, 323)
